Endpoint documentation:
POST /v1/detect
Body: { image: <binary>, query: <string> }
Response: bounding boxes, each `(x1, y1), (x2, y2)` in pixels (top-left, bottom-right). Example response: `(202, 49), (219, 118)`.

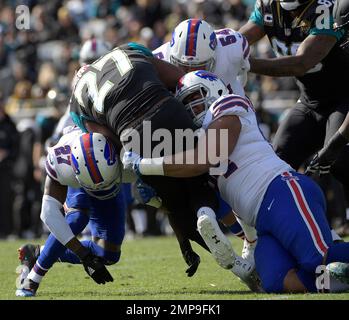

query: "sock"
(28, 261), (49, 283)
(326, 242), (349, 264)
(30, 210), (89, 283)
(228, 221), (245, 240)
(237, 218), (257, 242)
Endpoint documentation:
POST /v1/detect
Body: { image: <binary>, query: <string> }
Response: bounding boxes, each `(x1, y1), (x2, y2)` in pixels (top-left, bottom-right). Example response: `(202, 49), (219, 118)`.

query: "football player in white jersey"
(123, 71), (349, 293)
(153, 19), (250, 97)
(16, 127), (138, 297)
(153, 18), (257, 268)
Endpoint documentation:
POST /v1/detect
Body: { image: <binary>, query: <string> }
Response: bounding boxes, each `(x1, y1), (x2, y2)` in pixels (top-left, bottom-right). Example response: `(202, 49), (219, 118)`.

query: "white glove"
(122, 151), (142, 175)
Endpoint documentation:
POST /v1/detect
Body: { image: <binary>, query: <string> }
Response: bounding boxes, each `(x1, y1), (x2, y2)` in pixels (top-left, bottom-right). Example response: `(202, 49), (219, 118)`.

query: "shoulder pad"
(45, 130), (81, 188)
(209, 94), (252, 120)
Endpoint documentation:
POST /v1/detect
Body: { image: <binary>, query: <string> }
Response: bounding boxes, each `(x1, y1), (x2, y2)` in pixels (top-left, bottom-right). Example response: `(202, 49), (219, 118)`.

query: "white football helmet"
(170, 19), (217, 72)
(79, 38), (112, 66)
(70, 132), (121, 200)
(176, 70), (229, 126)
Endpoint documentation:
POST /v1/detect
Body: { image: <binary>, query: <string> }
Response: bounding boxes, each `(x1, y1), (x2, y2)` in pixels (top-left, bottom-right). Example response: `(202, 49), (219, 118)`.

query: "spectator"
(55, 6), (80, 43)
(12, 118), (41, 239)
(0, 93), (19, 238)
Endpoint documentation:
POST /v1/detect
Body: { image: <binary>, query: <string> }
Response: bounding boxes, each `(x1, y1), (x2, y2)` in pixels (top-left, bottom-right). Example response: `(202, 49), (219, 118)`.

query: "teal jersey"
(127, 42), (154, 57)
(249, 0), (349, 108)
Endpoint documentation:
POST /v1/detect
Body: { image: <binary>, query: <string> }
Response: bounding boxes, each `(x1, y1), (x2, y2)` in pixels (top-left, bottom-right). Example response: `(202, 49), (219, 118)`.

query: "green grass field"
(1, 235), (349, 300)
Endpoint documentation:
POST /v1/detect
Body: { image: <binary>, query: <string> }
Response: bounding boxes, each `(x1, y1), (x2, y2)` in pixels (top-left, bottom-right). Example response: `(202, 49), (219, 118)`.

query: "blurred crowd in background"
(0, 0), (348, 240)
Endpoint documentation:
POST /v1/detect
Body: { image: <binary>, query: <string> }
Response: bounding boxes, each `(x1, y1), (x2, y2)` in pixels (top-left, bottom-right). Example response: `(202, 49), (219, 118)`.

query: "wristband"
(139, 157), (165, 175)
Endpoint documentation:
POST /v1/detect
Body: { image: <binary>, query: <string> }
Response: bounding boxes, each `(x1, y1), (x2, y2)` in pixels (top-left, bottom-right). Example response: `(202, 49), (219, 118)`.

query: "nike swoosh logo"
(267, 199), (275, 211)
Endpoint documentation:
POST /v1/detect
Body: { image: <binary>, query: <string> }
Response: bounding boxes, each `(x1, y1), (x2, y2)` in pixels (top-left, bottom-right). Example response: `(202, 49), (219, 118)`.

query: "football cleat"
(16, 278), (39, 297)
(327, 262), (349, 285)
(197, 212), (235, 269)
(231, 256), (263, 293)
(18, 244), (40, 271)
(242, 239), (256, 266)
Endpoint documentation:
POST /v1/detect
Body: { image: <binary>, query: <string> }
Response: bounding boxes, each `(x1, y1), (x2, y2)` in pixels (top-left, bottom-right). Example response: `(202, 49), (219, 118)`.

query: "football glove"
(122, 151), (142, 176)
(183, 249), (201, 277)
(136, 179), (162, 208)
(305, 131), (348, 177)
(80, 252), (114, 285)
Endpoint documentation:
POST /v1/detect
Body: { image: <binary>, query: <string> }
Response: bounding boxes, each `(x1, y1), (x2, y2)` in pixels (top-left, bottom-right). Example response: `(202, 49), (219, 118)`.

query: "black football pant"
(273, 101), (349, 188)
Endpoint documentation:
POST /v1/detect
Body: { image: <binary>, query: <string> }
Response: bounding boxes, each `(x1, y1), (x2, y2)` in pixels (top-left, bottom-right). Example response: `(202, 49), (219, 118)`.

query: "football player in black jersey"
(305, 0), (349, 176)
(69, 42), (219, 277)
(239, 0), (349, 189)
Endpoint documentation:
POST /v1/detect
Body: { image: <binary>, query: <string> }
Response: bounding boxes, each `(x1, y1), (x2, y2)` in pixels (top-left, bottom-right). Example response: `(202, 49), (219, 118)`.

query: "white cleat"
(197, 213), (235, 269)
(196, 210), (263, 293)
(231, 255), (263, 293)
(242, 239), (256, 266)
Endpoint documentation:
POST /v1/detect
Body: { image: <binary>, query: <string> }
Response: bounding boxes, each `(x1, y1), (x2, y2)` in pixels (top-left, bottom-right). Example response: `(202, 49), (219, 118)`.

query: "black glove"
(80, 252), (114, 284)
(305, 131), (348, 177)
(183, 249), (201, 277)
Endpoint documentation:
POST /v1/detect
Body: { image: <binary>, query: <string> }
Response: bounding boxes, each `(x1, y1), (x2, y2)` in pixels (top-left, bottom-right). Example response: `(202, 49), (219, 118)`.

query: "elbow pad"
(40, 195), (75, 245)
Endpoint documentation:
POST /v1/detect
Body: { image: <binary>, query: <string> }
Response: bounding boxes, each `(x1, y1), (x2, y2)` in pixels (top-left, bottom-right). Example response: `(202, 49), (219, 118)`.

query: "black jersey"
(250, 0), (349, 108)
(69, 44), (171, 136)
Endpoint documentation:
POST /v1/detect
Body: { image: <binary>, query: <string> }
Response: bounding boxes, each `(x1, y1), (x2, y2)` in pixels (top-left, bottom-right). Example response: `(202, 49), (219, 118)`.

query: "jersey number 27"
(74, 49), (134, 113)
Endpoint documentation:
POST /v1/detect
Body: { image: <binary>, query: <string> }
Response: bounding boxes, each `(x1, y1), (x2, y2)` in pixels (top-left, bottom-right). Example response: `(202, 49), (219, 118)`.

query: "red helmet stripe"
(186, 19), (201, 57)
(80, 134), (103, 184)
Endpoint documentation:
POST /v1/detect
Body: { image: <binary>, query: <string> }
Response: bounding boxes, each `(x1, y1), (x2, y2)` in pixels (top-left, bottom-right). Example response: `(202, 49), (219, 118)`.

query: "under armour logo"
(212, 235), (220, 244)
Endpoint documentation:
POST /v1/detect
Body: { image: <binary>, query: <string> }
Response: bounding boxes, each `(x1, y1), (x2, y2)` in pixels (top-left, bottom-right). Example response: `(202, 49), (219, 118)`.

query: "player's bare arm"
(84, 120), (122, 152)
(339, 112), (349, 140)
(164, 115), (241, 177)
(239, 21), (266, 45)
(249, 34), (337, 77)
(123, 115), (241, 178)
(148, 56), (185, 91)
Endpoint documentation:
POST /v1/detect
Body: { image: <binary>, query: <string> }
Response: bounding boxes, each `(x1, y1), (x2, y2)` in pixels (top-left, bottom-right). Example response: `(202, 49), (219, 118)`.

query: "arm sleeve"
(40, 195), (75, 245)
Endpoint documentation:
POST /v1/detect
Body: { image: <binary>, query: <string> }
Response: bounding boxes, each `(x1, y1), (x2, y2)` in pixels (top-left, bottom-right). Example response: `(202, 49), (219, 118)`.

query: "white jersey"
(45, 126), (136, 189)
(202, 94), (292, 227)
(153, 28), (250, 97)
(45, 126), (81, 188)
